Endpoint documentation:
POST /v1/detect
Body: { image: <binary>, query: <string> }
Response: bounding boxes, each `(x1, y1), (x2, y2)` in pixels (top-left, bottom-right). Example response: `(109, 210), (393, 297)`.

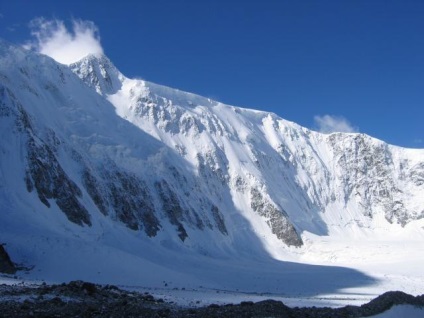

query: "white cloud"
(313, 115), (358, 134)
(25, 18), (103, 65)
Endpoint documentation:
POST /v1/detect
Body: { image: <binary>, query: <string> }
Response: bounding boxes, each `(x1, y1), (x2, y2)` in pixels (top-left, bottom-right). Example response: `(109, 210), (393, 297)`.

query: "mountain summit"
(0, 40), (423, 288)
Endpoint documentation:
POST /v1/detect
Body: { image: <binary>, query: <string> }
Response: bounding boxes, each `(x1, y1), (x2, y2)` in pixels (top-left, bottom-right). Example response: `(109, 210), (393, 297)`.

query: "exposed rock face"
(12, 94), (91, 227)
(70, 54), (123, 95)
(155, 180), (189, 241)
(25, 136), (91, 226)
(83, 167), (161, 235)
(328, 133), (423, 226)
(250, 188), (302, 247)
(0, 245), (16, 274)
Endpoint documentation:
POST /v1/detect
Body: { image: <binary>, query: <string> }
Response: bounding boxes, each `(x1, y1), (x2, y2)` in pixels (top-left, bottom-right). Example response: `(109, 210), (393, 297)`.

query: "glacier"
(0, 39), (423, 306)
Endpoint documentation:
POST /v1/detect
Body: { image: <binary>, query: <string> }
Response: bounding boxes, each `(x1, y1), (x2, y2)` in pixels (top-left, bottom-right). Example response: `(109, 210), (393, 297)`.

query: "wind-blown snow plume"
(25, 18), (103, 65)
(313, 114), (358, 133)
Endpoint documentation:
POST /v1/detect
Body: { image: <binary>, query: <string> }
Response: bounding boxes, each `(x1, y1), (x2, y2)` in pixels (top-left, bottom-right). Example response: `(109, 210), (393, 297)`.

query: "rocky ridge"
(0, 280), (423, 318)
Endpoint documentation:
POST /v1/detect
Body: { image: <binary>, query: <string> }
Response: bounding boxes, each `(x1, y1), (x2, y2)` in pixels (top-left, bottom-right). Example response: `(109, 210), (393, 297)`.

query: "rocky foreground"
(0, 280), (423, 318)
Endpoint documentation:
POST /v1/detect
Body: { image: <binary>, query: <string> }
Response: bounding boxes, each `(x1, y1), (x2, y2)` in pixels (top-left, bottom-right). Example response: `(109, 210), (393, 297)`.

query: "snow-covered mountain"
(1, 39), (423, 295)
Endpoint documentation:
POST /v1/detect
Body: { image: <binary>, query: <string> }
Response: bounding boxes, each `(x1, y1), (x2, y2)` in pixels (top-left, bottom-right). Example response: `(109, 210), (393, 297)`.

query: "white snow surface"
(364, 305), (424, 318)
(0, 39), (423, 307)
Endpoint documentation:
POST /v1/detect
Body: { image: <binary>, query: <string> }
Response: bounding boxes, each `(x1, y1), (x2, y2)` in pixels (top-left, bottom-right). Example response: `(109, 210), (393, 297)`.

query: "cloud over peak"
(314, 115), (358, 134)
(25, 18), (103, 65)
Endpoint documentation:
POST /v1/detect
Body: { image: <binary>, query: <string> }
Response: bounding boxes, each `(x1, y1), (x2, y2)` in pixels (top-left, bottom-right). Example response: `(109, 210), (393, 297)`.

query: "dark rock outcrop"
(25, 136), (91, 227)
(0, 244), (16, 274)
(155, 180), (188, 241)
(250, 187), (303, 247)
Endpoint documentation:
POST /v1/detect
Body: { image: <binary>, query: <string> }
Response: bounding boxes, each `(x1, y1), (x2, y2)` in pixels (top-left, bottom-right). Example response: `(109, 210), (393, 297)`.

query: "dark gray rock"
(250, 187), (303, 247)
(155, 180), (188, 241)
(0, 244), (16, 274)
(25, 136), (91, 226)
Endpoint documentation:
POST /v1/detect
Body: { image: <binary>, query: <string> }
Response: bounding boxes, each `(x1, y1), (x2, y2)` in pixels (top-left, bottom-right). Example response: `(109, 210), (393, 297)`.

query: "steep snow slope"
(1, 40), (423, 304)
(71, 51), (424, 245)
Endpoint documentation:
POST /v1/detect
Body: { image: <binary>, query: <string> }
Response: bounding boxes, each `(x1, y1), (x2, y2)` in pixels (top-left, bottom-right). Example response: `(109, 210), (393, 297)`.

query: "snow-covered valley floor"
(1, 221), (423, 317)
(2, 236), (423, 309)
(2, 206), (423, 310)
(1, 209), (422, 309)
(130, 241), (424, 309)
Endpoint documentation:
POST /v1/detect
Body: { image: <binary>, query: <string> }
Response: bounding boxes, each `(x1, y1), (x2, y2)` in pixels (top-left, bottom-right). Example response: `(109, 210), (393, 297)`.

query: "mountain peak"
(70, 53), (125, 95)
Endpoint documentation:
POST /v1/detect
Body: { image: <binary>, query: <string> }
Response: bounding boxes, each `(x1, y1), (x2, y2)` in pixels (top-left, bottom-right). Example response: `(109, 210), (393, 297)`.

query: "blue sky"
(1, 0), (423, 148)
